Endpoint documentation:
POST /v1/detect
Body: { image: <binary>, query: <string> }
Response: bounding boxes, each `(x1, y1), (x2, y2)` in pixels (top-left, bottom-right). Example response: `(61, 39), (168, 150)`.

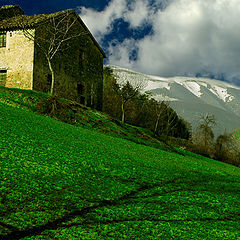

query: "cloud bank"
(79, 0), (240, 84)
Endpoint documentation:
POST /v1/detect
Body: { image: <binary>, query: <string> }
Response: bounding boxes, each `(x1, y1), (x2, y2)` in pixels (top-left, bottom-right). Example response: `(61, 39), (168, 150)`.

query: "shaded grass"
(1, 102), (240, 239)
(0, 86), (168, 151)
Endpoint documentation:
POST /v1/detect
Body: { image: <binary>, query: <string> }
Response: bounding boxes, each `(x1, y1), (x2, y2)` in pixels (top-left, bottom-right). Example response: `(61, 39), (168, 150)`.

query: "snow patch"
(177, 81), (202, 97)
(153, 94), (178, 102)
(184, 82), (202, 97)
(199, 82), (208, 88)
(228, 95), (235, 102)
(109, 65), (238, 102)
(112, 68), (149, 87)
(145, 81), (170, 91)
(209, 86), (234, 102)
(147, 75), (168, 81)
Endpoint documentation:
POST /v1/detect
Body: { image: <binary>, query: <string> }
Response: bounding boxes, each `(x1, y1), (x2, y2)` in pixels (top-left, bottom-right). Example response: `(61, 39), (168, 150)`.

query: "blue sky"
(1, 0), (240, 85)
(0, 1), (110, 14)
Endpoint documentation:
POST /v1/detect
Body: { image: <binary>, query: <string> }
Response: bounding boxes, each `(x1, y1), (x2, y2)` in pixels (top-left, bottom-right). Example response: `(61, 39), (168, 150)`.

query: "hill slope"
(1, 95), (240, 239)
(110, 66), (240, 136)
(0, 86), (168, 151)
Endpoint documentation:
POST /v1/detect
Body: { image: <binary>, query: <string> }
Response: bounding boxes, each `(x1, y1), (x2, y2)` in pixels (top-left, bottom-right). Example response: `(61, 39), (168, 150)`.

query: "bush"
(36, 95), (75, 123)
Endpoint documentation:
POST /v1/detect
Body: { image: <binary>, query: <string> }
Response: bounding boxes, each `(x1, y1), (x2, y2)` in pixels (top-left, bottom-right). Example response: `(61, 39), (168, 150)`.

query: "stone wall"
(33, 15), (104, 109)
(0, 12), (104, 110)
(83, 40), (104, 110)
(0, 30), (34, 89)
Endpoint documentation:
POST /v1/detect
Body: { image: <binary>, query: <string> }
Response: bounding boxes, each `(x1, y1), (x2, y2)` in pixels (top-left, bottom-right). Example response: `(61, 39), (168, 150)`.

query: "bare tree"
(20, 11), (87, 95)
(151, 99), (165, 136)
(198, 114), (216, 148)
(164, 102), (179, 136)
(153, 94), (178, 137)
(192, 114), (216, 156)
(114, 80), (145, 123)
(212, 132), (240, 166)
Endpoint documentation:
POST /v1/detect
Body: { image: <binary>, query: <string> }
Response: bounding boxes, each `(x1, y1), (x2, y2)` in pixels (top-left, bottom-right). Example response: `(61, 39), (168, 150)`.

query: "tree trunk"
(204, 130), (207, 148)
(90, 83), (94, 108)
(154, 113), (161, 136)
(47, 57), (55, 95)
(121, 101), (125, 123)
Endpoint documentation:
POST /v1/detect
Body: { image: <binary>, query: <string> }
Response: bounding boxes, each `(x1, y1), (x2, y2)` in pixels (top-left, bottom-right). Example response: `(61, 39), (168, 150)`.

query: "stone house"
(0, 5), (106, 110)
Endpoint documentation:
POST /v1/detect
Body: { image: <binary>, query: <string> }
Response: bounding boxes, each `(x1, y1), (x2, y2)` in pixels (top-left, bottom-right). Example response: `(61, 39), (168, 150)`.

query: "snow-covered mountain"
(110, 65), (240, 136)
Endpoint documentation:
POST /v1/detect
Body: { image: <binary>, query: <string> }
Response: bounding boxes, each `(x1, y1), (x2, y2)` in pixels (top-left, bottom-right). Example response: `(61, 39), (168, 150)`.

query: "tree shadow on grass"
(1, 177), (240, 239)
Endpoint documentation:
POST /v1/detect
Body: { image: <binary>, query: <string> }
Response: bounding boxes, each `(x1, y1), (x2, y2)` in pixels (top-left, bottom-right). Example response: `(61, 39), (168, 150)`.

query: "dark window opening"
(80, 96), (85, 105)
(77, 83), (85, 104)
(0, 33), (6, 48)
(77, 83), (85, 95)
(0, 70), (7, 86)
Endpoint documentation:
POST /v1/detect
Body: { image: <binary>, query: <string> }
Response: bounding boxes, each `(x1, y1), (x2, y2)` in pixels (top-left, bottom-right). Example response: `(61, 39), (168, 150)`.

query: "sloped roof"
(0, 7), (106, 58)
(0, 10), (70, 30)
(0, 5), (16, 9)
(0, 5), (24, 21)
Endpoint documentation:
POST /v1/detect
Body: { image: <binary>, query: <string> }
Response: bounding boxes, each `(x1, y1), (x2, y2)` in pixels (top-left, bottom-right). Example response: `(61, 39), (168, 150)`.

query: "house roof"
(0, 9), (71, 30)
(0, 5), (16, 9)
(0, 5), (24, 21)
(0, 6), (106, 58)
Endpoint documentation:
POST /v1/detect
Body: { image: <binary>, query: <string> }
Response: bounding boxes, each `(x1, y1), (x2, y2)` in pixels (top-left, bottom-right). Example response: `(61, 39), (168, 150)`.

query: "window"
(77, 83), (85, 104)
(77, 83), (85, 95)
(80, 96), (85, 105)
(0, 70), (7, 86)
(0, 33), (6, 48)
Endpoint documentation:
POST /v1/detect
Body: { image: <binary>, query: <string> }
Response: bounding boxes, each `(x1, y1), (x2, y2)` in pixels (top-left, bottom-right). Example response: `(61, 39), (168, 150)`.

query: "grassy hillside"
(1, 91), (240, 239)
(0, 86), (169, 151)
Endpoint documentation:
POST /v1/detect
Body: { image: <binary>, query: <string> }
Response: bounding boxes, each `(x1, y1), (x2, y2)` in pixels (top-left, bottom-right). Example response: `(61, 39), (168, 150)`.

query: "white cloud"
(79, 0), (160, 40)
(134, 0), (240, 80)
(124, 0), (152, 28)
(79, 0), (127, 39)
(108, 39), (136, 68)
(79, 0), (240, 84)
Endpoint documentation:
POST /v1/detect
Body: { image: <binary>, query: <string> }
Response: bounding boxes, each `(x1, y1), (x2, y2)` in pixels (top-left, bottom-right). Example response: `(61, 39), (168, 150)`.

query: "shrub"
(36, 95), (75, 123)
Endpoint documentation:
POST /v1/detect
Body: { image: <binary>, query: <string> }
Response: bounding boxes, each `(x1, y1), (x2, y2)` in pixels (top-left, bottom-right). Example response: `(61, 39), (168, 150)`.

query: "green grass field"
(1, 89), (240, 239)
(0, 86), (169, 151)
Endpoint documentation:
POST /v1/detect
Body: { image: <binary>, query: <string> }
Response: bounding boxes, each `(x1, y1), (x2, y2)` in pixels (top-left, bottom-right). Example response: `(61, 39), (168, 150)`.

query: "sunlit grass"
(0, 90), (240, 239)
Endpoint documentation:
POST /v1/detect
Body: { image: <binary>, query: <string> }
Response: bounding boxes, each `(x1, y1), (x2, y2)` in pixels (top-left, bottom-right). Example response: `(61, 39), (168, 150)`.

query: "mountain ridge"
(110, 65), (240, 136)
